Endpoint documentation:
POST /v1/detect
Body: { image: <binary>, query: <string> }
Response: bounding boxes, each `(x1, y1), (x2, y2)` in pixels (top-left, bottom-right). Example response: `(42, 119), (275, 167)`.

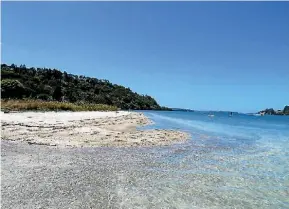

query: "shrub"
(1, 99), (118, 112)
(36, 94), (52, 101)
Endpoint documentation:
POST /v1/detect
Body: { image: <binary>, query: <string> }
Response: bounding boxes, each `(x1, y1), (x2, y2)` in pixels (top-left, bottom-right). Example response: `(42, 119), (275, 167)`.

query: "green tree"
(1, 79), (28, 98)
(52, 86), (63, 101)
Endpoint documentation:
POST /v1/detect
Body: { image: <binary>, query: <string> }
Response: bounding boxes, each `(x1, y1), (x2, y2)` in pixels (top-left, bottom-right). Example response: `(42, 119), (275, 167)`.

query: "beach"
(1, 111), (190, 147)
(2, 111), (289, 208)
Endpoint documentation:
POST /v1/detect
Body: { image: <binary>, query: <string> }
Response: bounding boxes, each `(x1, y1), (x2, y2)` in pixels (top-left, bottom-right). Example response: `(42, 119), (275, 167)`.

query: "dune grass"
(1, 99), (118, 112)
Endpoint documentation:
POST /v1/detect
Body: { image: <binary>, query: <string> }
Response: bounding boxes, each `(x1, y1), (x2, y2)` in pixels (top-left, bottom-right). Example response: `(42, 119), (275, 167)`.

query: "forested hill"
(1, 64), (171, 110)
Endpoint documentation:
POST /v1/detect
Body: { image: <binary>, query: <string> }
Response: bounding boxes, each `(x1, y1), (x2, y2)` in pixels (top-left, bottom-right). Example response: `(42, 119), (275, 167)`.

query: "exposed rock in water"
(283, 105), (289, 115)
(259, 105), (289, 116)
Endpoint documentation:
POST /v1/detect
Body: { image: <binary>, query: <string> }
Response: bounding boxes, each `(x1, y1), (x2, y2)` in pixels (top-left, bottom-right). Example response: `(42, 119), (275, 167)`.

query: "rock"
(283, 106), (289, 115)
(27, 141), (56, 146)
(258, 105), (289, 116)
(259, 108), (275, 115)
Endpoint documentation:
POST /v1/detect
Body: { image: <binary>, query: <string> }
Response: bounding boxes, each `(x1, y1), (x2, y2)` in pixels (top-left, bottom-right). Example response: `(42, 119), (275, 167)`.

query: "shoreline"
(1, 111), (190, 147)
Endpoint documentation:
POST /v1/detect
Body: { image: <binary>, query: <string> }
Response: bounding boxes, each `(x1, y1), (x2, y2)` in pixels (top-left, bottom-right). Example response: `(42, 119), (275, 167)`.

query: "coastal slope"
(1, 64), (171, 110)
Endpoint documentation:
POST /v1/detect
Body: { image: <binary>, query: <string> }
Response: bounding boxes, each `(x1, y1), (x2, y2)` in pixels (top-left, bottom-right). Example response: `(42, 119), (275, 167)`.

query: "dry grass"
(1, 99), (118, 112)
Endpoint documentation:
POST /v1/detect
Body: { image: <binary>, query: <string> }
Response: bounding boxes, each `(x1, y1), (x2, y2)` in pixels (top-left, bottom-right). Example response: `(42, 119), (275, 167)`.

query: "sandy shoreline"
(1, 111), (190, 147)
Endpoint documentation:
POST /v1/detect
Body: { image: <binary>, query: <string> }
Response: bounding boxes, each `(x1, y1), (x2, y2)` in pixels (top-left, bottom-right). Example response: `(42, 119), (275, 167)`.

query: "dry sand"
(1, 111), (190, 147)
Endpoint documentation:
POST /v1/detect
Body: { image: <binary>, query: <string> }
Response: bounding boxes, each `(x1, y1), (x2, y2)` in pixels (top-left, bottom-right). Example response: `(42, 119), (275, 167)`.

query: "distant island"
(171, 108), (194, 112)
(1, 64), (171, 111)
(258, 106), (289, 116)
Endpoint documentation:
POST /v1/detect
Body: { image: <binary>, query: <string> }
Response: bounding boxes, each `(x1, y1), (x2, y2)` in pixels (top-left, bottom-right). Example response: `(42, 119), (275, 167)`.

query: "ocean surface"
(124, 110), (289, 209)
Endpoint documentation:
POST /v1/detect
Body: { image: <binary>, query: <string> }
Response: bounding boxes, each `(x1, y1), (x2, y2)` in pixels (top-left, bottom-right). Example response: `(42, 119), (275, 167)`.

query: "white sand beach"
(1, 111), (190, 147)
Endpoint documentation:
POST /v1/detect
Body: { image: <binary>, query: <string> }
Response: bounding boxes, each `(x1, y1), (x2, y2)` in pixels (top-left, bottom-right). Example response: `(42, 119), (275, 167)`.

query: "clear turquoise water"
(127, 111), (289, 208)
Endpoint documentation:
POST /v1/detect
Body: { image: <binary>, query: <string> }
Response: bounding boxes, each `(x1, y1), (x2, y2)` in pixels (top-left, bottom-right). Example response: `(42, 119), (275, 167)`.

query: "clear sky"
(2, 2), (289, 113)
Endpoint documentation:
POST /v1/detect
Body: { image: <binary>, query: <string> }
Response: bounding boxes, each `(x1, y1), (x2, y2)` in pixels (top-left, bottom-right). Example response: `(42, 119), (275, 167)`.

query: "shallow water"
(128, 111), (289, 208)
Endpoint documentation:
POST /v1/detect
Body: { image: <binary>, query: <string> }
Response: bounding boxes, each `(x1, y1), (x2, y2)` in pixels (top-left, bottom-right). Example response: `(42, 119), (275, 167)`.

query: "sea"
(115, 110), (289, 209)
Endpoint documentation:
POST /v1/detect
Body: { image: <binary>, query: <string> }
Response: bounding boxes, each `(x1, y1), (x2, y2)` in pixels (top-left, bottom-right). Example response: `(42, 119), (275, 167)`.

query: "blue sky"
(2, 2), (289, 112)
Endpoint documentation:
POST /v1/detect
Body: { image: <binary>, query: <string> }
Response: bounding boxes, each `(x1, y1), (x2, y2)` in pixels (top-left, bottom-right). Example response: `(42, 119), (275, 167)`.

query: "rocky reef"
(259, 105), (289, 116)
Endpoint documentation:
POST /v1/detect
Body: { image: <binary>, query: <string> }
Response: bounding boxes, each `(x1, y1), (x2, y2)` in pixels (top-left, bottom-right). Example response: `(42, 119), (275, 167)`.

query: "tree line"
(1, 64), (171, 110)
